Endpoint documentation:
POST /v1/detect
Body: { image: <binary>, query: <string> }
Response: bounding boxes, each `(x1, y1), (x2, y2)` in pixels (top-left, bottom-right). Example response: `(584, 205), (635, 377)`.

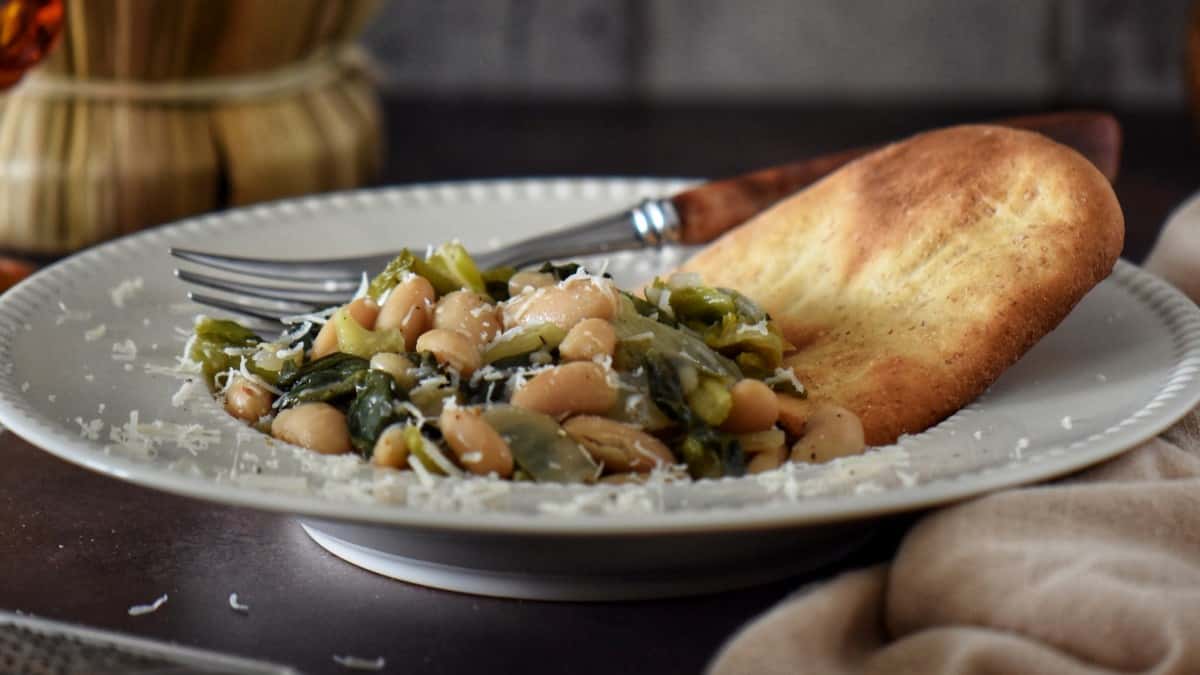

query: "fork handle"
(672, 110), (1121, 245)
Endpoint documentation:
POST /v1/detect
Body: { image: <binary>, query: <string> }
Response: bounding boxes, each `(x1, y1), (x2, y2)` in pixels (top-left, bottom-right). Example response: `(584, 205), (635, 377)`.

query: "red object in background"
(0, 256), (33, 291)
(0, 0), (60, 88)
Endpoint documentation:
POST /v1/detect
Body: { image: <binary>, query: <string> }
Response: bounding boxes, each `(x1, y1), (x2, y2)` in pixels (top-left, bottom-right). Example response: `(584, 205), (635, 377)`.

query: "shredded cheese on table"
(127, 594), (168, 616)
(228, 592), (250, 613)
(332, 655), (386, 671)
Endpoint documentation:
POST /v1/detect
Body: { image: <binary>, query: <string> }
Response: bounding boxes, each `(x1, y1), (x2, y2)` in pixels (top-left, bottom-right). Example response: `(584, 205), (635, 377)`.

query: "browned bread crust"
(677, 124), (1124, 445)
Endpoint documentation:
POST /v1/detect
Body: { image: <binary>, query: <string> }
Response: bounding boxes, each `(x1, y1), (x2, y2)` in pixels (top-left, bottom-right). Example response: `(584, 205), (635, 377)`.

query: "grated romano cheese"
(228, 593), (250, 613)
(109, 277), (144, 308)
(55, 302), (92, 325)
(111, 339), (138, 361)
(127, 594), (167, 616)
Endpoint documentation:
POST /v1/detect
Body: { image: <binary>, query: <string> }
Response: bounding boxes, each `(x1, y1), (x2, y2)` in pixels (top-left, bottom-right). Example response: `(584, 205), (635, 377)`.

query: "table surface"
(2, 98), (1197, 675)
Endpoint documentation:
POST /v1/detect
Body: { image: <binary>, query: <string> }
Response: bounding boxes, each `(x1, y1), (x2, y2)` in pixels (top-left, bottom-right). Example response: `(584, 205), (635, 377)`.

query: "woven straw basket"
(0, 0), (383, 255)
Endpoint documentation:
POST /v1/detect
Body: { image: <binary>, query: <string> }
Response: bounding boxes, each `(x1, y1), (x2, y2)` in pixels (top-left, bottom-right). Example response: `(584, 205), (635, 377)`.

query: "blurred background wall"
(360, 0), (1191, 108)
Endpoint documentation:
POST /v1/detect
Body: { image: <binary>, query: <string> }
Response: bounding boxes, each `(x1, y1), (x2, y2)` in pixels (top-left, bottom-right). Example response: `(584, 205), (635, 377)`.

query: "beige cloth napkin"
(709, 213), (1200, 675)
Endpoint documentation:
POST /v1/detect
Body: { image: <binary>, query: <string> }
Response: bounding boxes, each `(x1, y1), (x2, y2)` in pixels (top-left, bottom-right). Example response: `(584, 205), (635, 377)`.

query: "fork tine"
(170, 247), (364, 282)
(174, 269), (353, 307)
(187, 291), (312, 325)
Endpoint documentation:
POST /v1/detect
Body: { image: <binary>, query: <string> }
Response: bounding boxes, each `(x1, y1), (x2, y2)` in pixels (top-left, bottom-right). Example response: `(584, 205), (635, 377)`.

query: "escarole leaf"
(404, 425), (462, 476)
(329, 306), (408, 359)
(684, 375), (732, 427)
(642, 350), (745, 479)
(481, 323), (567, 366)
(366, 247), (470, 301)
(668, 285), (737, 325)
(367, 250), (417, 301)
(346, 369), (402, 457)
(189, 317), (269, 387)
(482, 405), (598, 484)
(424, 242), (486, 295)
(612, 297), (740, 380)
(700, 314), (789, 378)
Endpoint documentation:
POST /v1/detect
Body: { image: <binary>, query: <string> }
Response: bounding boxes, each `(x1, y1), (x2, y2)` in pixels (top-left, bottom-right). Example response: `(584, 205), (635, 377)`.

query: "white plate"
(2, 179), (1199, 600)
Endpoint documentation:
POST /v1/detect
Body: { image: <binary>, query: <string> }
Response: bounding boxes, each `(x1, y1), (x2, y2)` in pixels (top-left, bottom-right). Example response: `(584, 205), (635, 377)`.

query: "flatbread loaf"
(676, 124), (1124, 445)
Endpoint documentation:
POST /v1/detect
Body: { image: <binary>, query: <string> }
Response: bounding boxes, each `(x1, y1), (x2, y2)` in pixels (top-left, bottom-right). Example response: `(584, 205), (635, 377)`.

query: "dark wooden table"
(1, 99), (1196, 675)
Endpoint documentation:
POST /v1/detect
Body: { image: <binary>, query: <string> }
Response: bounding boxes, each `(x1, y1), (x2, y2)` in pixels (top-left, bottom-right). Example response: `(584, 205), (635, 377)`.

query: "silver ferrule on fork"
(478, 198), (681, 269)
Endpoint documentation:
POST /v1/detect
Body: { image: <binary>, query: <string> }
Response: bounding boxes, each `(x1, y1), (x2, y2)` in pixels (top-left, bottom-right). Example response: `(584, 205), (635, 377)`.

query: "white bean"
(271, 402), (351, 455)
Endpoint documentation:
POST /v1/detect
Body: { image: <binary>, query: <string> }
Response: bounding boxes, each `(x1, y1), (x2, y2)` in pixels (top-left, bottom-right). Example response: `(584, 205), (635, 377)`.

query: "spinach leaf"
(537, 261), (582, 281)
(642, 351), (691, 423)
(481, 266), (516, 302)
(680, 427), (745, 480)
(276, 353), (369, 409)
(347, 370), (401, 457)
(642, 350), (745, 479)
(621, 290), (679, 328)
(277, 352), (366, 388)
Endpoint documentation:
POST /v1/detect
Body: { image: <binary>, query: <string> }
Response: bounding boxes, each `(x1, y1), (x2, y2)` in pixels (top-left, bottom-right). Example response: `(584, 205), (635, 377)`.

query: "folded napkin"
(709, 213), (1200, 675)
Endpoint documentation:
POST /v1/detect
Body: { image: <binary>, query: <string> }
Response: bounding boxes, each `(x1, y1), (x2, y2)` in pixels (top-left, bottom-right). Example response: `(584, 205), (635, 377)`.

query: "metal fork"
(171, 197), (680, 329)
(170, 111), (1120, 330)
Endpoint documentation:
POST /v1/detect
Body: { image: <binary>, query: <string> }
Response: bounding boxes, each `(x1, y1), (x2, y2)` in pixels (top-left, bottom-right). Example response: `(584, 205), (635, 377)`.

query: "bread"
(676, 124), (1124, 445)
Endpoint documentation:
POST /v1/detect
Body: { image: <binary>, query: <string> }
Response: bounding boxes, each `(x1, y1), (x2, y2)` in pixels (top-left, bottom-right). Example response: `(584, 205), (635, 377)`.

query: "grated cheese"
(127, 594), (167, 616)
(237, 356), (283, 396)
(109, 409), (222, 456)
(735, 320), (769, 336)
(763, 367), (805, 394)
(280, 305), (338, 325)
(656, 288), (672, 313)
(111, 339), (138, 361)
(55, 301), (92, 325)
(331, 653), (381, 667)
(109, 277), (144, 308)
(75, 417), (104, 441)
(84, 324), (107, 341)
(350, 272), (369, 300)
(171, 378), (207, 408)
(228, 593), (250, 613)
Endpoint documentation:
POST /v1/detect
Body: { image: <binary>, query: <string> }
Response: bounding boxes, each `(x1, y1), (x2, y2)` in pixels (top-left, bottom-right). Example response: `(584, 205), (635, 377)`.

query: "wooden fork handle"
(673, 111), (1122, 245)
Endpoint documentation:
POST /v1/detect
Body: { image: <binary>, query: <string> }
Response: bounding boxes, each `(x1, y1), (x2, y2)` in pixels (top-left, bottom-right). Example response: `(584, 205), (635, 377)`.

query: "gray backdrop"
(360, 0), (1190, 107)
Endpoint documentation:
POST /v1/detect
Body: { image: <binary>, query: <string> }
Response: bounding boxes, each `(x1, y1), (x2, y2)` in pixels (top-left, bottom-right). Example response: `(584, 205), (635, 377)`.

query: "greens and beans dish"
(188, 243), (865, 484)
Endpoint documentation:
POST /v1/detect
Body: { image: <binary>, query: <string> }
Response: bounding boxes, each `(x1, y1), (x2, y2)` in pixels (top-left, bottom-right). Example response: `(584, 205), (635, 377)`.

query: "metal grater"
(0, 611), (299, 675)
